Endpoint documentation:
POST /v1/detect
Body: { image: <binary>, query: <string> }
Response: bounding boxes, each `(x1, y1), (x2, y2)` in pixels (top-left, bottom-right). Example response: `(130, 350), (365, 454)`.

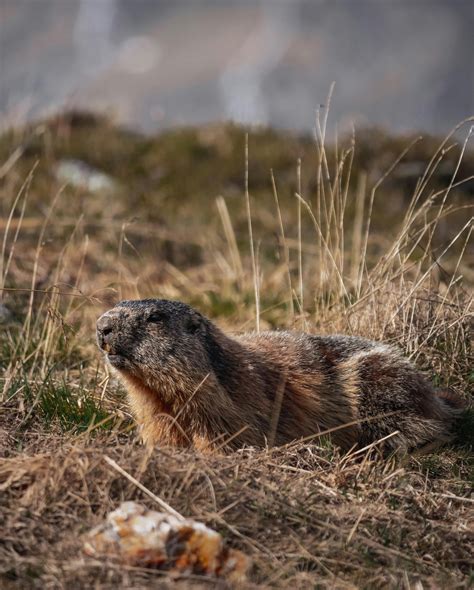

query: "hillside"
(0, 112), (473, 588)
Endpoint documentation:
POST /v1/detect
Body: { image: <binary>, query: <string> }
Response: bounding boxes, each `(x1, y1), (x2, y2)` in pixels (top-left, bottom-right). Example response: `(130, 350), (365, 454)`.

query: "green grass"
(8, 371), (115, 435)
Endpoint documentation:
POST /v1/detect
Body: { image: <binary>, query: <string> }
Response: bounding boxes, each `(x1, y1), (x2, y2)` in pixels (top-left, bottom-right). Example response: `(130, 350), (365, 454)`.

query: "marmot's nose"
(96, 314), (118, 352)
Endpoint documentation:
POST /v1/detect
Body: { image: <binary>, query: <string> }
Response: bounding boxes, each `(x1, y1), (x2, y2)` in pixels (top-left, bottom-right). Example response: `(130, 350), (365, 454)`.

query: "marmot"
(96, 299), (462, 454)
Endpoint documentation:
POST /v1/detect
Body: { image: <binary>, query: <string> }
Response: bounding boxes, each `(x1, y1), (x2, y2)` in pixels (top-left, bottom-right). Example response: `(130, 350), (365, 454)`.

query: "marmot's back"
(237, 332), (457, 451)
(96, 299), (461, 453)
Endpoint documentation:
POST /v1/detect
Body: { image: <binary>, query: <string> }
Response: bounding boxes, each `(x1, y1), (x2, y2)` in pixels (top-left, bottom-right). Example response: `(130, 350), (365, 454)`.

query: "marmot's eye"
(147, 312), (167, 323)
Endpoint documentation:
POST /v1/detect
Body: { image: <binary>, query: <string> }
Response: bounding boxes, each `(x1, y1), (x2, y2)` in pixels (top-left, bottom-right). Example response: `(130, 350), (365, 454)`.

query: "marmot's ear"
(186, 313), (204, 334)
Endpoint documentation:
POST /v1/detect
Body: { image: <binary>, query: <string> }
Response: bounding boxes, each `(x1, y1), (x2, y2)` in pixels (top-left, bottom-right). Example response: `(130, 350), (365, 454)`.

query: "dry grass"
(1, 441), (472, 589)
(0, 112), (473, 588)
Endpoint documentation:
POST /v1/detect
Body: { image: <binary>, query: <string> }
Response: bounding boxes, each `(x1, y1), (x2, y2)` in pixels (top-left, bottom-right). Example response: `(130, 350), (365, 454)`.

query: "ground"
(0, 113), (473, 588)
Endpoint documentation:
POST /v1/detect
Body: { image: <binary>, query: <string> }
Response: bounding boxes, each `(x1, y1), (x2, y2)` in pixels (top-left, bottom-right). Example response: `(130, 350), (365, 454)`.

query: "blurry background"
(1, 5), (474, 589)
(1, 0), (473, 134)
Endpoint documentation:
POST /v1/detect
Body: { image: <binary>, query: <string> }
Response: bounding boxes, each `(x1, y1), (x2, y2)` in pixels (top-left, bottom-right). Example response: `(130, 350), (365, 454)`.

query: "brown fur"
(96, 299), (462, 454)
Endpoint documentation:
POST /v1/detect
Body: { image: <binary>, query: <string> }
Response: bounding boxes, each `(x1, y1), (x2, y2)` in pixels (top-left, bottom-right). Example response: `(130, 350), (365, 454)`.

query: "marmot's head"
(96, 299), (213, 390)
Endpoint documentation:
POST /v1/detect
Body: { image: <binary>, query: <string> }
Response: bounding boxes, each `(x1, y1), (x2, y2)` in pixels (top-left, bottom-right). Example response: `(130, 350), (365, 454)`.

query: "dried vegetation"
(0, 111), (473, 588)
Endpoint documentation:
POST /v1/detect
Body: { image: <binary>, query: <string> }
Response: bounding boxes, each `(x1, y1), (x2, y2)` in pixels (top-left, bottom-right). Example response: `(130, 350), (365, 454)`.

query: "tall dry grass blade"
(0, 146), (24, 180)
(314, 85), (335, 295)
(338, 140), (355, 287)
(296, 158), (305, 324)
(215, 195), (244, 287)
(351, 171), (366, 291)
(244, 133), (260, 332)
(270, 169), (294, 318)
(104, 456), (184, 520)
(315, 82), (335, 184)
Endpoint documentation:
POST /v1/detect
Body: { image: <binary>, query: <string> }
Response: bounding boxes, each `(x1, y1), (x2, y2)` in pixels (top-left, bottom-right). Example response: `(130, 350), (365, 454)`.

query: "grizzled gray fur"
(97, 299), (462, 454)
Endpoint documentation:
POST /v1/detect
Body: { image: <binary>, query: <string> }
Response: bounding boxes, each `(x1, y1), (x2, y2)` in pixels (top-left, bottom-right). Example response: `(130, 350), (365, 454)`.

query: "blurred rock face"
(1, 0), (472, 134)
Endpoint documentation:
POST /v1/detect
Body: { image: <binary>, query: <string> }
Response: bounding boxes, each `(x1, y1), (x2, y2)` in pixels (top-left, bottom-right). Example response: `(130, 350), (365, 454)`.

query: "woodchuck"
(96, 299), (462, 454)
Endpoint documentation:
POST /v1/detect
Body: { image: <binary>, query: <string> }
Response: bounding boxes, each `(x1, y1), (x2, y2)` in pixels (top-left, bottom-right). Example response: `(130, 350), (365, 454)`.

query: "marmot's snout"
(96, 310), (136, 371)
(97, 310), (123, 355)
